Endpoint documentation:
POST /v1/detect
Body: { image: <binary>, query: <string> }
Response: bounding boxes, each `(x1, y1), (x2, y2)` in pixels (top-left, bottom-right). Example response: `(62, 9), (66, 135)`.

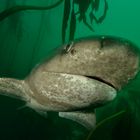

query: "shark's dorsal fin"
(59, 111), (96, 130)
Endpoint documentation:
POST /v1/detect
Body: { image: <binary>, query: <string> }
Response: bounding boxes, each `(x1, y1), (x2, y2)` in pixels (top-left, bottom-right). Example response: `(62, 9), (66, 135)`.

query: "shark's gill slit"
(85, 76), (116, 89)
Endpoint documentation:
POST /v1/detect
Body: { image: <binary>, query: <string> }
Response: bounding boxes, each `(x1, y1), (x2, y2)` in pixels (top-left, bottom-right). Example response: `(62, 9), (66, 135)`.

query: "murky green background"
(0, 0), (140, 140)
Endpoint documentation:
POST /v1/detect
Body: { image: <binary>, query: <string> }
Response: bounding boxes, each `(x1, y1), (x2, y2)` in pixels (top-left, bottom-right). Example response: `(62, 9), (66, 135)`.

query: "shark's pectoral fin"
(59, 110), (96, 130)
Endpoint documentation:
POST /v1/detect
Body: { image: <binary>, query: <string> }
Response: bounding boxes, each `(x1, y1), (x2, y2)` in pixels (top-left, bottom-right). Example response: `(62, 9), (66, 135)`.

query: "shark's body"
(0, 36), (139, 129)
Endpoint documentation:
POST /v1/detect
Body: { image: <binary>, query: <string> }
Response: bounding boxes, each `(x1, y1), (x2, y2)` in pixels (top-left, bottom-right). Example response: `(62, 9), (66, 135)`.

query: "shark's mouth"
(45, 71), (116, 90)
(59, 72), (116, 90)
(84, 76), (116, 89)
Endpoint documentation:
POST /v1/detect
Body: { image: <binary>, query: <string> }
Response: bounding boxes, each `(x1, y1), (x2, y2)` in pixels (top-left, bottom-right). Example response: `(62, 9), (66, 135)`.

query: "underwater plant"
(62, 0), (108, 42)
(0, 0), (108, 43)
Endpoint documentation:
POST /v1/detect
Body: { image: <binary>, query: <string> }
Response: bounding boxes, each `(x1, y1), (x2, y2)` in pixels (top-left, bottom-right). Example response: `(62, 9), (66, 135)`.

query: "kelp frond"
(62, 0), (108, 43)
(0, 0), (108, 44)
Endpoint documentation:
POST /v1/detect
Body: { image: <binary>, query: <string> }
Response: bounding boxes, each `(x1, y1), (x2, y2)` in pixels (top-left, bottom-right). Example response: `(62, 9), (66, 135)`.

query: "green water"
(0, 0), (140, 140)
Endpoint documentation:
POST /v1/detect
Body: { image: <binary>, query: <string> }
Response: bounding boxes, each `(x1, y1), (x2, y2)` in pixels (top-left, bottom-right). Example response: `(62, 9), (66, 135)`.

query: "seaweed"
(0, 0), (108, 43)
(62, 0), (71, 43)
(62, 0), (108, 42)
(69, 2), (76, 41)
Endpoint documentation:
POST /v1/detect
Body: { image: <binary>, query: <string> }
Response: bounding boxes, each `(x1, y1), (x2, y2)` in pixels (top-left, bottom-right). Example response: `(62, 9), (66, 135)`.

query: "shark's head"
(40, 36), (139, 90)
(27, 36), (140, 111)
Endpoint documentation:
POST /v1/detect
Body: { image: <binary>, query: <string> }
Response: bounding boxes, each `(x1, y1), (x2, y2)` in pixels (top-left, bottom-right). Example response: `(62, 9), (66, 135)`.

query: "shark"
(0, 36), (139, 130)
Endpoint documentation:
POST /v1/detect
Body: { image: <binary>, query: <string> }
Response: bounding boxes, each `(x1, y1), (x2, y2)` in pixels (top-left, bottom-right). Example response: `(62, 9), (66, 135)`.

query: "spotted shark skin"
(0, 36), (139, 129)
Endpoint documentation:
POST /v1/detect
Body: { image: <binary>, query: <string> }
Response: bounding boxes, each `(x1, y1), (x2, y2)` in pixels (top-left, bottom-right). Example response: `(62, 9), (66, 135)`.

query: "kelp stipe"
(0, 0), (64, 21)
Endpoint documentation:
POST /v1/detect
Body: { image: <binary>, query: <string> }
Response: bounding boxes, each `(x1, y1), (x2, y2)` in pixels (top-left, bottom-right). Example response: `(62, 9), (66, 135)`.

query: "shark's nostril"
(85, 76), (116, 89)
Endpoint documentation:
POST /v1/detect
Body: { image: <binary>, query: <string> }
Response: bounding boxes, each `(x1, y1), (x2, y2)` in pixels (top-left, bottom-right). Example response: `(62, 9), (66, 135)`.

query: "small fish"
(0, 36), (139, 130)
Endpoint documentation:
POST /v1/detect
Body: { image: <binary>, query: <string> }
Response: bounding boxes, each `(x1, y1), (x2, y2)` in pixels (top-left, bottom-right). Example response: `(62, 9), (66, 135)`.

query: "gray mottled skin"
(0, 37), (139, 129)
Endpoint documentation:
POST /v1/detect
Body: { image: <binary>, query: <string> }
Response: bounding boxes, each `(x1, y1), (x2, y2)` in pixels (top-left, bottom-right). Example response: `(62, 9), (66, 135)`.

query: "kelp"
(0, 0), (108, 43)
(90, 0), (108, 24)
(69, 2), (76, 41)
(62, 0), (71, 43)
(62, 0), (108, 42)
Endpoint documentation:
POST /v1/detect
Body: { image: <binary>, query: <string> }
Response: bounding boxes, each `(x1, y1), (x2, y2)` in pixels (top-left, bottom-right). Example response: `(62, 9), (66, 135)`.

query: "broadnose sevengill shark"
(0, 36), (139, 130)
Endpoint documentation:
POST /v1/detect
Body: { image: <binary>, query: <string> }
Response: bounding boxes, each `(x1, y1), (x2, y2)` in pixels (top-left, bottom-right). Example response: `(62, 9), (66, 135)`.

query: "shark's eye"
(64, 42), (74, 53)
(70, 48), (76, 55)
